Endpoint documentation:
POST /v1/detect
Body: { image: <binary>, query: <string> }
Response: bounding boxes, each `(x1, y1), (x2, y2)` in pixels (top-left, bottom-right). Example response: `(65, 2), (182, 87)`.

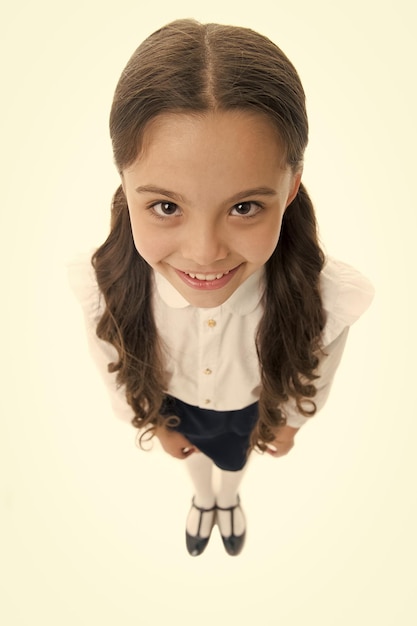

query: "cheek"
(128, 213), (153, 260)
(244, 218), (283, 262)
(128, 214), (173, 264)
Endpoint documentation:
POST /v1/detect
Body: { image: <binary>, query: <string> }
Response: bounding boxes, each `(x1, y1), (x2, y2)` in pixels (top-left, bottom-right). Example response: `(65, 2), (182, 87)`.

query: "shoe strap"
(191, 497), (216, 513)
(215, 495), (241, 512)
(216, 496), (241, 537)
(191, 497), (216, 537)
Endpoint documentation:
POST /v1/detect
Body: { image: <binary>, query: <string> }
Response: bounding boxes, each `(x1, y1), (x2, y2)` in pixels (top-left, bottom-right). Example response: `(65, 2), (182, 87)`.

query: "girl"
(69, 19), (374, 557)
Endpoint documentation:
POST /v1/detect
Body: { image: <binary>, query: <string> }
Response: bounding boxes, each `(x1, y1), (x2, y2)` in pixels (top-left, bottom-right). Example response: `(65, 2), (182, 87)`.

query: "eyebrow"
(135, 185), (278, 204)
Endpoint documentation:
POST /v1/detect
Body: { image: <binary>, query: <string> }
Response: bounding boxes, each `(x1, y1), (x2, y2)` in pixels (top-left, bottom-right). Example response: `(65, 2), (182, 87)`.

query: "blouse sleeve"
(284, 257), (375, 428)
(320, 257), (375, 347)
(284, 327), (349, 428)
(67, 252), (134, 424)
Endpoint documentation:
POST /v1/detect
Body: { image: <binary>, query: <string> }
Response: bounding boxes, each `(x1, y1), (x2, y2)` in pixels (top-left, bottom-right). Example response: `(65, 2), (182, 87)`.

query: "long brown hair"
(92, 19), (325, 452)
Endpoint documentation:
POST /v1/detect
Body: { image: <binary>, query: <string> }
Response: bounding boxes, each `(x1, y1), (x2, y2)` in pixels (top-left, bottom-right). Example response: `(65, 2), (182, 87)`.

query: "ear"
(285, 169), (303, 208)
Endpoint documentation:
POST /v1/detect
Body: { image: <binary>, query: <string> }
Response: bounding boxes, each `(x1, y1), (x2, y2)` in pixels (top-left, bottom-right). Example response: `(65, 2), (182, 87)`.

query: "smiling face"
(122, 109), (302, 308)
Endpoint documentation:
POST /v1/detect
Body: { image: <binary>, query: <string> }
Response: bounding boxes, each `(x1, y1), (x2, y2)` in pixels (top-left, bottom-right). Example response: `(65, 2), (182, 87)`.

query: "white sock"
(215, 464), (248, 537)
(185, 453), (216, 538)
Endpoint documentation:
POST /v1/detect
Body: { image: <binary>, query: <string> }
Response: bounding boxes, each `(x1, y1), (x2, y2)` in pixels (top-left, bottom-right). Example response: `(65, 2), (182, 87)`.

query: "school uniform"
(68, 255), (374, 470)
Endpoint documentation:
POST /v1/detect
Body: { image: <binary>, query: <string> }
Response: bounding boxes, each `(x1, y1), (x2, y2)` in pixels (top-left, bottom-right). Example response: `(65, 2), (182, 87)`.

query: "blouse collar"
(153, 267), (265, 316)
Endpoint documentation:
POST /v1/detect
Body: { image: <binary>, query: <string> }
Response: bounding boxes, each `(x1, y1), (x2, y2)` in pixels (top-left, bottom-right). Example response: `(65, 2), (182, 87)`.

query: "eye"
(230, 201), (263, 218)
(150, 201), (181, 218)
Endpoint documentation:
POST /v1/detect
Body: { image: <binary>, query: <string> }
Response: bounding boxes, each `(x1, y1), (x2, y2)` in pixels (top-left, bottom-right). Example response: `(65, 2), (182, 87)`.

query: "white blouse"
(68, 254), (374, 429)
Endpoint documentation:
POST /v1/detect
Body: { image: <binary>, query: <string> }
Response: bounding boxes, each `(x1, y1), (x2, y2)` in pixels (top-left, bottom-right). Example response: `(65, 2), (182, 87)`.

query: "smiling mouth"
(183, 270), (231, 281)
(174, 265), (242, 290)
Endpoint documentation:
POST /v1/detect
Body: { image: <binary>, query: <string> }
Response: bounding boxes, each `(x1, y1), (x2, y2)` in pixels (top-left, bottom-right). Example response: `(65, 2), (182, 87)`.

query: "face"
(122, 110), (301, 308)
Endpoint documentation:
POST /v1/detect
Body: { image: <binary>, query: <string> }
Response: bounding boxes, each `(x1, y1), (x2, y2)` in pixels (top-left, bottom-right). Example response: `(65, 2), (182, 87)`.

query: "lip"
(174, 265), (242, 290)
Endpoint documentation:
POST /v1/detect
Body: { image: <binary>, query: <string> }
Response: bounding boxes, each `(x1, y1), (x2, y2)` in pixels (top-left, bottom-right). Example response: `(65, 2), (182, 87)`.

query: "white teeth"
(186, 270), (230, 281)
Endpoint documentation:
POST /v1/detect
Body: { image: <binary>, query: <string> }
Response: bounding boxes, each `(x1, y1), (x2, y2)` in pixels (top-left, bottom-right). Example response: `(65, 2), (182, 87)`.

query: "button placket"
(197, 309), (221, 408)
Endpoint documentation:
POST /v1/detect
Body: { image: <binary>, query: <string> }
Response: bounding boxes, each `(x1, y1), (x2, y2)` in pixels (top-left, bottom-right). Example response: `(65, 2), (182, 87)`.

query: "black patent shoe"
(185, 498), (216, 556)
(216, 495), (246, 556)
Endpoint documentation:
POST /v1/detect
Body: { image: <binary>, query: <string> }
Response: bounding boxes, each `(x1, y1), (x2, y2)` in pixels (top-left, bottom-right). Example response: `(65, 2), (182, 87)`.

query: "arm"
(266, 327), (350, 456)
(68, 254), (135, 423)
(82, 314), (200, 459)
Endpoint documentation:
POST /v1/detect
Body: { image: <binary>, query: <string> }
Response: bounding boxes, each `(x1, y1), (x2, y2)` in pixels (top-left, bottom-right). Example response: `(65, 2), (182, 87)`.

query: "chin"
(183, 287), (236, 308)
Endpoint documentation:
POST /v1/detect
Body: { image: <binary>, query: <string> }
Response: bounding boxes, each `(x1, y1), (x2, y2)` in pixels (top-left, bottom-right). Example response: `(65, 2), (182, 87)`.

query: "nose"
(180, 219), (228, 267)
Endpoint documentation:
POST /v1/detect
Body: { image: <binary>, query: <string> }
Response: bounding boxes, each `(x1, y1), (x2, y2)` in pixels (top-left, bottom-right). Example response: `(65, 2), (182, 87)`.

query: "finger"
(266, 443), (278, 454)
(265, 448), (279, 456)
(265, 444), (288, 457)
(181, 446), (196, 457)
(171, 449), (191, 459)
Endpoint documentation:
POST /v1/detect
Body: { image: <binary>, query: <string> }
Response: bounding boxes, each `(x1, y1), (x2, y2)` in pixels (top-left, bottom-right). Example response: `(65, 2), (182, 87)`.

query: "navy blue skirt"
(160, 395), (259, 471)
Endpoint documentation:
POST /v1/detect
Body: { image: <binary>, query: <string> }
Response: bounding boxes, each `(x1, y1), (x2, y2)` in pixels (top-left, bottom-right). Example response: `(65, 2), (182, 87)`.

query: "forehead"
(126, 109), (287, 174)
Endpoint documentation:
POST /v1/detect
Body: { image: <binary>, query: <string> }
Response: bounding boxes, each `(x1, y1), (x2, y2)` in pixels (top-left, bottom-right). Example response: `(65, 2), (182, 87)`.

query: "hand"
(264, 424), (299, 458)
(155, 426), (197, 459)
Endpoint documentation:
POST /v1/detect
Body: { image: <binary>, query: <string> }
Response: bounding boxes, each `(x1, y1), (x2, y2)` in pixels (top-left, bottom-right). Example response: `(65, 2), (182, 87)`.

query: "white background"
(1, 1), (416, 624)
